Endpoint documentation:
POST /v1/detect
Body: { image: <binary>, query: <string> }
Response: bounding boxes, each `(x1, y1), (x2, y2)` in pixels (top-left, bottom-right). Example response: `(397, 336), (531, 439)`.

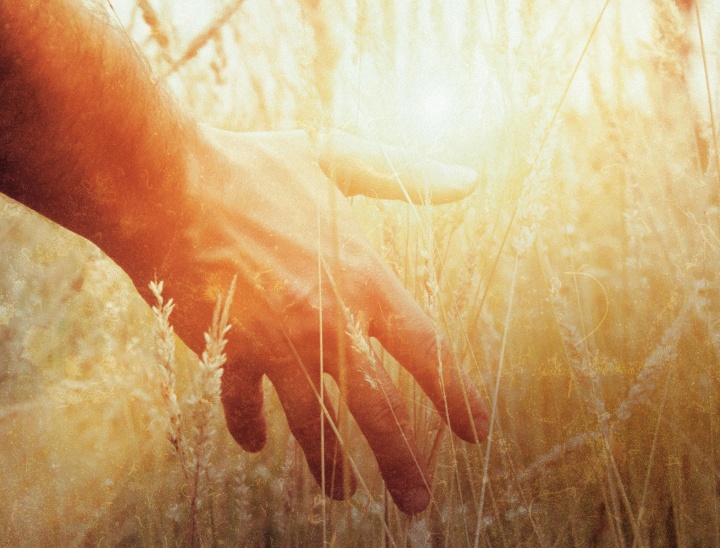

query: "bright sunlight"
(2, 0), (720, 546)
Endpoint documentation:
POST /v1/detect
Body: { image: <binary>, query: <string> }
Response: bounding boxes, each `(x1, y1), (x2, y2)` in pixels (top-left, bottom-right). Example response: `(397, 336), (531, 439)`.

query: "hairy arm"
(0, 0), (195, 284)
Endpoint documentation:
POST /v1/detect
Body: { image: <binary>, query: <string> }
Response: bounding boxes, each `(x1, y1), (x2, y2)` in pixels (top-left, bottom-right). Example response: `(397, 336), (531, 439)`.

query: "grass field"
(2, 0), (720, 545)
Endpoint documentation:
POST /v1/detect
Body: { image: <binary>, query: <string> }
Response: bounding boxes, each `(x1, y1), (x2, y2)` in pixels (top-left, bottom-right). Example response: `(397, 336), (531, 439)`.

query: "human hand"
(0, 0), (486, 515)
(143, 126), (489, 515)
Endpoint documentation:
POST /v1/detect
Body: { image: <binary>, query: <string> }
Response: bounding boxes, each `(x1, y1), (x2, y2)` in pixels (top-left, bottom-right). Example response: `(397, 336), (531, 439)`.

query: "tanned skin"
(0, 0), (489, 514)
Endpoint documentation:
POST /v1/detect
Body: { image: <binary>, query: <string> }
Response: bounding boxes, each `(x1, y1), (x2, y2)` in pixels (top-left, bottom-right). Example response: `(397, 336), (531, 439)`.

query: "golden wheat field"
(2, 0), (720, 545)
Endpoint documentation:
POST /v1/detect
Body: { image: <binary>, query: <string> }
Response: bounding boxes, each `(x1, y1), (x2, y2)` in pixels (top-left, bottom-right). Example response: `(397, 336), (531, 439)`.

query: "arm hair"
(0, 0), (199, 279)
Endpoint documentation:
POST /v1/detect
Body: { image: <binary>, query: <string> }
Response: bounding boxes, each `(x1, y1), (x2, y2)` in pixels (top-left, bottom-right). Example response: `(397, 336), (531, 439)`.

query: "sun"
(421, 85), (452, 123)
(403, 82), (463, 152)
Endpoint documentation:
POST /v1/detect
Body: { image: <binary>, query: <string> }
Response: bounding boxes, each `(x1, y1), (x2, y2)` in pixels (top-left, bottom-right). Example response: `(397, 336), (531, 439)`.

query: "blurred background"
(2, 0), (720, 545)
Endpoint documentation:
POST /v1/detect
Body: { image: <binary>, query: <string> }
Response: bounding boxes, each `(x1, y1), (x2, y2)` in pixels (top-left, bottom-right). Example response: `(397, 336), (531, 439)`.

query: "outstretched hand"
(0, 0), (487, 515)
(149, 126), (489, 514)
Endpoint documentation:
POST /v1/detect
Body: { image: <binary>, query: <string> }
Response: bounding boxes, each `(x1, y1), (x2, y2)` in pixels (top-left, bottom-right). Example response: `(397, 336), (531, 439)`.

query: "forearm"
(0, 0), (197, 282)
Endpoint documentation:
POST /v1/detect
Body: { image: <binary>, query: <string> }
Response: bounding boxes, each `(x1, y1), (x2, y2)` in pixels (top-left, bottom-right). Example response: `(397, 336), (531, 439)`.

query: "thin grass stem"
(474, 253), (519, 548)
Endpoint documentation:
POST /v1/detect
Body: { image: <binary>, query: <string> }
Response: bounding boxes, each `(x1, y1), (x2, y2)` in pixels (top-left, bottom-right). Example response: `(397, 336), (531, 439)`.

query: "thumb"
(318, 129), (479, 205)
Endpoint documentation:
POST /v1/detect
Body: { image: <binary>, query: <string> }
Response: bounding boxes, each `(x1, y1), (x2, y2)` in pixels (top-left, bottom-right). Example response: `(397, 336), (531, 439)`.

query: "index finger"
(369, 272), (490, 444)
(318, 129), (479, 205)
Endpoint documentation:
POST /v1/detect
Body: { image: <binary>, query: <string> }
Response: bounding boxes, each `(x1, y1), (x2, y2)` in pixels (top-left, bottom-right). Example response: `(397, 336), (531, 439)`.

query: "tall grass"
(1, 0), (720, 545)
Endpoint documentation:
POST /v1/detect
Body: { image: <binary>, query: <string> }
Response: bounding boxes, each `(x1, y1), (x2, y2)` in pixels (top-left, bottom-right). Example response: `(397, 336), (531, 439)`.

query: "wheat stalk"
(149, 279), (188, 473)
(185, 276), (235, 546)
(150, 277), (235, 547)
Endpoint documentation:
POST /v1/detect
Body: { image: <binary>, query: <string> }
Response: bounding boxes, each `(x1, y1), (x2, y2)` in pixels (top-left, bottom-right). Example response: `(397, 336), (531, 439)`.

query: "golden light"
(6, 0), (720, 545)
(419, 85), (452, 125)
(404, 82), (462, 152)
